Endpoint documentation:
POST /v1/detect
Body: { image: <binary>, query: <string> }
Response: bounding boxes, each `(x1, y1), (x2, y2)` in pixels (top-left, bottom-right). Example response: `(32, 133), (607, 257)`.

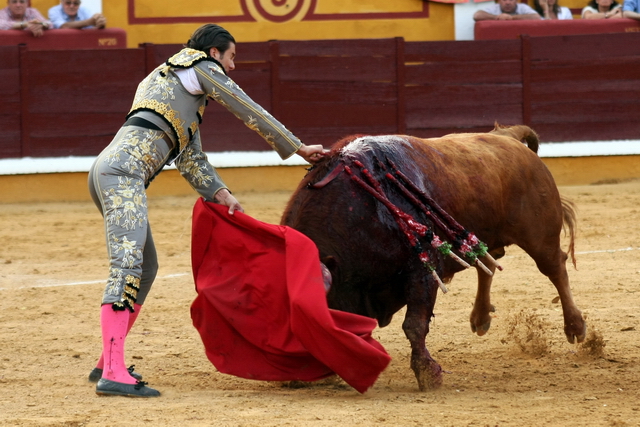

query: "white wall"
(454, 0), (491, 40)
(82, 0), (101, 13)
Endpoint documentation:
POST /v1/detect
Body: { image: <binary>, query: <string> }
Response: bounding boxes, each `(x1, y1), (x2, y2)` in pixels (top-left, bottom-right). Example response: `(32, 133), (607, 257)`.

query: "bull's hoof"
(565, 318), (587, 344)
(470, 305), (495, 336)
(471, 320), (492, 336)
(412, 359), (443, 391)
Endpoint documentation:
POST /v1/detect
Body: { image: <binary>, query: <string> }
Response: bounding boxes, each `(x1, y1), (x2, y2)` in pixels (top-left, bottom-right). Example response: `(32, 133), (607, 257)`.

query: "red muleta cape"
(190, 199), (391, 393)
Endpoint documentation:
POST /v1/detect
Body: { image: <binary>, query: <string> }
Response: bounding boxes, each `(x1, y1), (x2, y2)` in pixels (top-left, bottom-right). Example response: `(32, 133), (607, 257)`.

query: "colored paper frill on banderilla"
(190, 199), (391, 393)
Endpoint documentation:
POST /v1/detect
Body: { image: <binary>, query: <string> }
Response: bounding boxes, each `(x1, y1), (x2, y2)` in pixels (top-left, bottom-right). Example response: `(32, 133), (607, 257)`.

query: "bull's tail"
(490, 123), (539, 154)
(561, 196), (577, 269)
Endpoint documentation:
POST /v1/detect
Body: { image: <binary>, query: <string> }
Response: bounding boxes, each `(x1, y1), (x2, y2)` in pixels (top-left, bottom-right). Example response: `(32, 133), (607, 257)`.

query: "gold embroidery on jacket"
(131, 99), (188, 151)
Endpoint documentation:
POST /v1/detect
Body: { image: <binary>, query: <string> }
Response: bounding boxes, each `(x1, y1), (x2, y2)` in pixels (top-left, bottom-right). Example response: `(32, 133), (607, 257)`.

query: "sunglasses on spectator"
(64, 1), (81, 5)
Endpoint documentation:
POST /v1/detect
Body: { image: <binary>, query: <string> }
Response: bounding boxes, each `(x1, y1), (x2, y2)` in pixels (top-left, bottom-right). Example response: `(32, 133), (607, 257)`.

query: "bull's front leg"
(469, 258), (497, 336)
(469, 248), (504, 336)
(402, 273), (442, 391)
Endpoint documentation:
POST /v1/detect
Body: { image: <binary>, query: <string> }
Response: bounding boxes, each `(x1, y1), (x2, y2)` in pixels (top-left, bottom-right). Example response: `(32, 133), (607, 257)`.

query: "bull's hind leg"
(402, 272), (443, 391)
(528, 245), (586, 344)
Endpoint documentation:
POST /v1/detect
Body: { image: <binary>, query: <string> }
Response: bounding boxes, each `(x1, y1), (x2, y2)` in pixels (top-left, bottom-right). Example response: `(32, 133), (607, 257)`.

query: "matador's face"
(211, 43), (236, 74)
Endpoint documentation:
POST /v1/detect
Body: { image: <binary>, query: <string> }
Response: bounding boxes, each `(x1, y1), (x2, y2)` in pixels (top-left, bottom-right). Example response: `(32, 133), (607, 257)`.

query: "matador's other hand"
(214, 189), (244, 215)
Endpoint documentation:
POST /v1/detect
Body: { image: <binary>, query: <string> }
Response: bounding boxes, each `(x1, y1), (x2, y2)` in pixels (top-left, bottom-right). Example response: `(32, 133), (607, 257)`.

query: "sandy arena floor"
(1, 180), (640, 426)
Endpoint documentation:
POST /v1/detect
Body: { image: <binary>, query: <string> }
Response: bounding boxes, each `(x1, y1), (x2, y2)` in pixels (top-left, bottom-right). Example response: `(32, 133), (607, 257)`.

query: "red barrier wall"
(2, 32), (640, 159)
(0, 28), (127, 50)
(475, 19), (640, 40)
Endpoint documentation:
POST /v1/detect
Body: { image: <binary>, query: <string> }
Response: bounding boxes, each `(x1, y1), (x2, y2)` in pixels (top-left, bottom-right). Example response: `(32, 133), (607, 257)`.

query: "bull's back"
(406, 134), (562, 247)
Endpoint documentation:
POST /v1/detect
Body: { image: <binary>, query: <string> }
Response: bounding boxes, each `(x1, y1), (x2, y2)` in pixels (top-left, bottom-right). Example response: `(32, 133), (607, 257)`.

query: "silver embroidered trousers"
(88, 125), (174, 309)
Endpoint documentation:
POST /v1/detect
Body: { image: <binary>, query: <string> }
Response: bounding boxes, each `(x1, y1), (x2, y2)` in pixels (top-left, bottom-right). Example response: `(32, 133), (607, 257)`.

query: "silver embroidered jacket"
(127, 48), (303, 199)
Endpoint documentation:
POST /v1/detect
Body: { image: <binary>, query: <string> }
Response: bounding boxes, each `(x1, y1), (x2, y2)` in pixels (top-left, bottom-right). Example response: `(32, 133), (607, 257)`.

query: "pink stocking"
(99, 304), (136, 384)
(95, 303), (142, 371)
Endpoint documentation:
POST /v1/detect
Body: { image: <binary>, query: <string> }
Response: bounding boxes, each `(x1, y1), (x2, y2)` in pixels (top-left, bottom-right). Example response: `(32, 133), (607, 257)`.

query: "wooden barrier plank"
(277, 39), (397, 57)
(0, 69), (19, 112)
(532, 121), (640, 142)
(395, 37), (406, 134)
(22, 49), (145, 119)
(277, 56), (396, 82)
(405, 40), (520, 62)
(532, 101), (638, 123)
(295, 126), (399, 142)
(279, 81), (396, 103)
(23, 49), (145, 78)
(0, 46), (19, 68)
(28, 112), (123, 139)
(26, 135), (115, 157)
(406, 84), (522, 108)
(408, 126), (496, 138)
(198, 108), (278, 152)
(278, 102), (397, 128)
(530, 32), (640, 61)
(0, 115), (20, 158)
(28, 80), (136, 114)
(531, 58), (640, 82)
(405, 61), (522, 85)
(531, 80), (640, 103)
(407, 103), (522, 128)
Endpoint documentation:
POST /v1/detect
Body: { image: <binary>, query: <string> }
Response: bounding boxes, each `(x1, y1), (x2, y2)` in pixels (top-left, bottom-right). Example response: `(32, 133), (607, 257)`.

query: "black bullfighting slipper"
(88, 365), (143, 383)
(95, 378), (161, 397)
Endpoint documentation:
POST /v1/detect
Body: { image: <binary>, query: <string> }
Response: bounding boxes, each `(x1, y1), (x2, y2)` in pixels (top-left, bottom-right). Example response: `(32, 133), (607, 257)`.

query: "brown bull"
(281, 125), (587, 391)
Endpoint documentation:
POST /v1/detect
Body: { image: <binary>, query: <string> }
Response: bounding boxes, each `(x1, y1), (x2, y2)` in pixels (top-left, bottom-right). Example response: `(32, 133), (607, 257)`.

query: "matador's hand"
(297, 144), (329, 164)
(214, 189), (244, 215)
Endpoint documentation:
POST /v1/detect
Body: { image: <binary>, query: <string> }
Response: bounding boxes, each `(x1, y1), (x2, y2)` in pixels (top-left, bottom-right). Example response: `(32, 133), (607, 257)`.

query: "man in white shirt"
(474, 0), (542, 20)
(48, 0), (106, 29)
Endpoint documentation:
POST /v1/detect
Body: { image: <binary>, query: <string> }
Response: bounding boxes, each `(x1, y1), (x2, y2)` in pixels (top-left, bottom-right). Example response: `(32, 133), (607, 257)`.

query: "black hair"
(533, 0), (561, 16)
(586, 0), (619, 10)
(186, 24), (236, 56)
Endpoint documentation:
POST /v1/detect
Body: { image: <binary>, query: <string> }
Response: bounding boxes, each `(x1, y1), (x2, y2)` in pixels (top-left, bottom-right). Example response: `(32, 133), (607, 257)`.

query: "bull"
(281, 125), (587, 391)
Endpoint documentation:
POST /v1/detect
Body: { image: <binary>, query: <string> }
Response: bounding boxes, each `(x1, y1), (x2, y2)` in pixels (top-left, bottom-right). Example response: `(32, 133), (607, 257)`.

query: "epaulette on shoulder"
(164, 48), (228, 76)
(166, 48), (208, 69)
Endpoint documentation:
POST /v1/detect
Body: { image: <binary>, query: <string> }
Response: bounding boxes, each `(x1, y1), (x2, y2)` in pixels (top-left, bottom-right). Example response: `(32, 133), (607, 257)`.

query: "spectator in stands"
(581, 0), (623, 18)
(534, 0), (574, 19)
(0, 0), (51, 36)
(622, 0), (640, 18)
(474, 0), (542, 20)
(48, 0), (106, 29)
(474, 0), (541, 20)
